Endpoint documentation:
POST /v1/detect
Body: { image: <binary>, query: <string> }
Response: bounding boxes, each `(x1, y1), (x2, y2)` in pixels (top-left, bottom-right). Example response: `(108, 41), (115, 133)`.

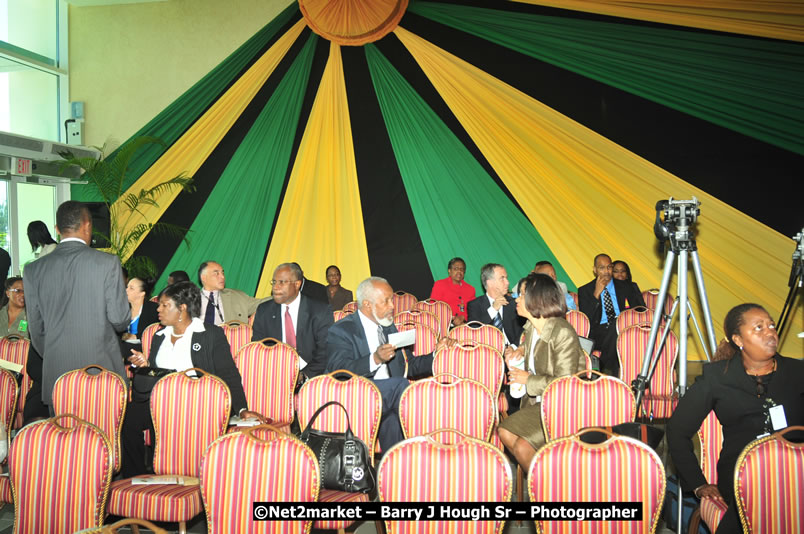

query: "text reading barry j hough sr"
(253, 502), (642, 522)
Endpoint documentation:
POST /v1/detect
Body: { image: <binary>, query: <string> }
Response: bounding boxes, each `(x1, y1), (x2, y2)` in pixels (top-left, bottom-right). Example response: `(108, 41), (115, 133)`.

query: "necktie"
(492, 310), (503, 331)
(602, 289), (616, 325)
(204, 292), (216, 325)
(378, 325), (391, 376)
(284, 306), (297, 348)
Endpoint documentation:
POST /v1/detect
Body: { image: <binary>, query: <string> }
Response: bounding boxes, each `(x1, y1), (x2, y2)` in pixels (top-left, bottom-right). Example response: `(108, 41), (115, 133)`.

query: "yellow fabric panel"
(512, 0), (804, 42)
(395, 26), (802, 358)
(110, 19), (306, 257)
(255, 42), (371, 298)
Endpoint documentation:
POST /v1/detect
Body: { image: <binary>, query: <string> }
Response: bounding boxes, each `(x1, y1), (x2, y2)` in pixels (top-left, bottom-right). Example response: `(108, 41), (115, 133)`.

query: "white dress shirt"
(485, 294), (512, 345)
(358, 310), (391, 379)
(154, 317), (206, 374)
(281, 295), (306, 370)
(200, 290), (224, 325)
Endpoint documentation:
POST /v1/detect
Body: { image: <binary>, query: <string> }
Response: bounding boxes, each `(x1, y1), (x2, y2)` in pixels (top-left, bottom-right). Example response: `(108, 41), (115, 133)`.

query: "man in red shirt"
(429, 257), (476, 327)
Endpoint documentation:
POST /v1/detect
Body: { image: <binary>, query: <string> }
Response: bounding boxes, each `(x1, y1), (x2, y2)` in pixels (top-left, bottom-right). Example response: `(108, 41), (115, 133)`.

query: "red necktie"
(284, 306), (296, 348)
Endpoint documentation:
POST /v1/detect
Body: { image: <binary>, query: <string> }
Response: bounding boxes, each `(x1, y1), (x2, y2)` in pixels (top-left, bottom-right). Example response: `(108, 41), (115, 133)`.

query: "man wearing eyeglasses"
(197, 261), (269, 325)
(251, 263), (334, 378)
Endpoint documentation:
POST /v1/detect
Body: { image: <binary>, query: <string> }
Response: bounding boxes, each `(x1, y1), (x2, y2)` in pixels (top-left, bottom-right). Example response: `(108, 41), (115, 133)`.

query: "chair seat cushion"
(107, 477), (203, 522)
(314, 489), (369, 530)
(700, 497), (728, 533)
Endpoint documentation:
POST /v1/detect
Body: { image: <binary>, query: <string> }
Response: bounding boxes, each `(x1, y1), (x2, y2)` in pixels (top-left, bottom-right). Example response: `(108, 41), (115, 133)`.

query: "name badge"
(18, 320), (27, 332)
(769, 405), (788, 431)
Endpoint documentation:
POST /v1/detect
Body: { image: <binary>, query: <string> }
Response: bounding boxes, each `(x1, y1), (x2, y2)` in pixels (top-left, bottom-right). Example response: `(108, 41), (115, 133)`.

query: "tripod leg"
(686, 302), (711, 362)
(677, 250), (689, 396)
(690, 250), (718, 357)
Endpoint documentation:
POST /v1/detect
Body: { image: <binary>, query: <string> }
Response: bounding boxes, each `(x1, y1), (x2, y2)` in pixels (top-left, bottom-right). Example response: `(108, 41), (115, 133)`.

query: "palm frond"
(124, 255), (159, 280)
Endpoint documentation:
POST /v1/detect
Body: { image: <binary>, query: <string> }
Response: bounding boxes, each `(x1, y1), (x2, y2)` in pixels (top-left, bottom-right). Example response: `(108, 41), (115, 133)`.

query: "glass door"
(12, 180), (56, 274)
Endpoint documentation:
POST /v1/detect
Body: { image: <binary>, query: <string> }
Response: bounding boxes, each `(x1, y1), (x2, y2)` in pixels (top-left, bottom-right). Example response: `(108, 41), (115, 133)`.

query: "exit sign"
(13, 157), (32, 176)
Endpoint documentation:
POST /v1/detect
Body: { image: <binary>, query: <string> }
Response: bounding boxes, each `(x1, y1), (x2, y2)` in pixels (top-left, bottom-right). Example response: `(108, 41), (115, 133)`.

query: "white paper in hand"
(387, 329), (415, 348)
(508, 356), (526, 399)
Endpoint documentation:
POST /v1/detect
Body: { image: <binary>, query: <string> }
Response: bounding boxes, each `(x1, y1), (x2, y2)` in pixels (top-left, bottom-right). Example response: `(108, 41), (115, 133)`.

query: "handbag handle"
(300, 401), (356, 441)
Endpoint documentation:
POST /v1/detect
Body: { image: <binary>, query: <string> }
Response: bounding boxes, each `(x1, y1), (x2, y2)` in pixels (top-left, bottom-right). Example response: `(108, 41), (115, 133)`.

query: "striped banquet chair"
(107, 369), (231, 534)
(735, 426), (804, 534)
(688, 410), (726, 534)
(565, 309), (591, 338)
(414, 299), (452, 336)
(220, 320), (254, 356)
(617, 324), (679, 419)
(201, 425), (320, 534)
(529, 428), (666, 534)
(342, 301), (358, 314)
(52, 365), (127, 472)
(642, 288), (674, 317)
(392, 291), (418, 313)
(0, 369), (18, 504)
(399, 374), (497, 444)
(140, 322), (162, 360)
(432, 342), (505, 401)
(0, 335), (31, 429)
(333, 309), (350, 321)
(395, 321), (438, 356)
(449, 321), (506, 353)
(615, 306), (655, 334)
(234, 339), (299, 432)
(378, 430), (513, 534)
(9, 414), (113, 534)
(295, 370), (382, 533)
(541, 371), (635, 442)
(393, 309), (441, 337)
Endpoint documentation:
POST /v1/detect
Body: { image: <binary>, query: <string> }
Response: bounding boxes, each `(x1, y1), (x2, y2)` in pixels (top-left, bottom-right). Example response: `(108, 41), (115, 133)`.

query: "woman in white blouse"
(120, 281), (248, 477)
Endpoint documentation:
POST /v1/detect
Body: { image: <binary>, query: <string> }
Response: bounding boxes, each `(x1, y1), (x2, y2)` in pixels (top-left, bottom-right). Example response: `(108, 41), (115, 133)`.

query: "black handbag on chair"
(298, 401), (375, 493)
(130, 366), (174, 403)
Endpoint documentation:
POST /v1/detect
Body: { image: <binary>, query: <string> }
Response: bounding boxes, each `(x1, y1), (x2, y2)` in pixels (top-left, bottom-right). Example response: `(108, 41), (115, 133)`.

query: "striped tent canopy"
(72, 0), (804, 358)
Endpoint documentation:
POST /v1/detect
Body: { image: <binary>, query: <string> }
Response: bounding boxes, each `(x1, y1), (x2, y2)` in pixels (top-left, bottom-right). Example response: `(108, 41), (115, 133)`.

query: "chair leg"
(179, 521), (187, 534)
(337, 529), (346, 534)
(130, 525), (140, 534)
(517, 464), (524, 502)
(688, 507), (702, 534)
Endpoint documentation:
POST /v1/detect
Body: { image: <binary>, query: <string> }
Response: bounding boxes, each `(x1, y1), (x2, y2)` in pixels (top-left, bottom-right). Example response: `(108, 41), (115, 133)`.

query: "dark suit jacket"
(327, 311), (433, 379)
(301, 278), (329, 304)
(149, 324), (248, 415)
(577, 278), (645, 325)
(467, 294), (524, 345)
(135, 300), (159, 339)
(251, 295), (334, 378)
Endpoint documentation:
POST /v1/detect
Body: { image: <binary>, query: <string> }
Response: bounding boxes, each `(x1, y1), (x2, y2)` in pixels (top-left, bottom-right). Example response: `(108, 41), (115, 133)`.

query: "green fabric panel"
(364, 44), (573, 290)
(72, 3), (299, 202)
(410, 2), (804, 155)
(154, 34), (317, 294)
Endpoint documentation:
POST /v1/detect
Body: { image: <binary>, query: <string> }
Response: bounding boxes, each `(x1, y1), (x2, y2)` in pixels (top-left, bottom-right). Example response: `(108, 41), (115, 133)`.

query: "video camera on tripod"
(653, 197), (701, 253)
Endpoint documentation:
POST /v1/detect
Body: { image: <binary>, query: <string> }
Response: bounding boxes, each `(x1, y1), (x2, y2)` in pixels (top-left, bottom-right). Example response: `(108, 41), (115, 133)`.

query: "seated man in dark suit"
(292, 262), (329, 304)
(252, 263), (333, 378)
(327, 276), (450, 451)
(578, 253), (646, 375)
(466, 263), (524, 346)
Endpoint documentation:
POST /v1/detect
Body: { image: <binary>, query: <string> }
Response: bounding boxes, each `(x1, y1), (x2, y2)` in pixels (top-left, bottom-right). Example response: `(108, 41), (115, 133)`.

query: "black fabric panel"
(342, 45), (435, 299)
(400, 5), (804, 236)
(134, 25), (313, 281)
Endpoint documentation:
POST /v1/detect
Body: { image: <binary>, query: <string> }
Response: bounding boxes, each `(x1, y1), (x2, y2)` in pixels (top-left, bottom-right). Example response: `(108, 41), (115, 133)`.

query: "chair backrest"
(449, 321), (506, 353)
(735, 426), (804, 534)
(393, 310), (441, 337)
(616, 306), (655, 334)
(541, 371), (635, 442)
(342, 301), (358, 313)
(399, 374), (497, 442)
(52, 365), (127, 472)
(234, 340), (298, 427)
(395, 322), (438, 356)
(295, 370), (383, 463)
(201, 425), (319, 534)
(220, 321), (253, 356)
(151, 369), (231, 476)
(413, 299), (452, 336)
(0, 335), (30, 429)
(565, 310), (590, 338)
(616, 324), (678, 417)
(697, 410), (723, 485)
(529, 429), (665, 534)
(392, 291), (418, 313)
(0, 369), (18, 441)
(9, 414), (112, 534)
(432, 342), (505, 397)
(333, 309), (350, 322)
(140, 322), (162, 360)
(642, 289), (673, 316)
(378, 430), (512, 534)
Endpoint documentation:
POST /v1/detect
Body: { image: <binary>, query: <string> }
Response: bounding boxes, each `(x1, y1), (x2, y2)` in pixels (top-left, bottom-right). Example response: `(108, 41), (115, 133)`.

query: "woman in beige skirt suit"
(498, 272), (586, 471)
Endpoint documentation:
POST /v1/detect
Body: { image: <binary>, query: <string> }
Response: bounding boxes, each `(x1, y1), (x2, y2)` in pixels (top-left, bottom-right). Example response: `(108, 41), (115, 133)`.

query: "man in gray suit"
(24, 201), (130, 407)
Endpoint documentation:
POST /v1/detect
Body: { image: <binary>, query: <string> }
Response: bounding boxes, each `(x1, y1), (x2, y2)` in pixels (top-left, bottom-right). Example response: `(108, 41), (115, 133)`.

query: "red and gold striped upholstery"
(52, 365), (127, 472)
(449, 321), (506, 353)
(541, 372), (635, 442)
(617, 325), (678, 419)
(9, 415), (112, 533)
(565, 310), (591, 338)
(140, 322), (162, 361)
(378, 430), (513, 534)
(295, 370), (382, 530)
(234, 340), (298, 430)
(615, 306), (655, 334)
(396, 321), (438, 356)
(414, 299), (452, 336)
(107, 369), (231, 526)
(342, 301), (358, 313)
(432, 343), (505, 398)
(394, 309), (441, 337)
(0, 335), (31, 429)
(220, 321), (253, 357)
(735, 426), (804, 534)
(333, 309), (351, 321)
(201, 426), (320, 533)
(695, 410), (726, 532)
(529, 430), (665, 533)
(399, 374), (496, 443)
(0, 368), (18, 445)
(642, 289), (673, 316)
(393, 291), (418, 313)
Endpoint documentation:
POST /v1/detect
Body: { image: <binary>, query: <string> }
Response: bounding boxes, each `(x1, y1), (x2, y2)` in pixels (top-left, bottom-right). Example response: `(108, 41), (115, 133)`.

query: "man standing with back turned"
(24, 201), (130, 408)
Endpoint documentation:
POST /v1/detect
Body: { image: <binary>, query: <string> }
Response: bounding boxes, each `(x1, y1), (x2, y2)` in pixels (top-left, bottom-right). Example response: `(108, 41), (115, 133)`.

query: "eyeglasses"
(270, 279), (296, 286)
(7, 288), (23, 294)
